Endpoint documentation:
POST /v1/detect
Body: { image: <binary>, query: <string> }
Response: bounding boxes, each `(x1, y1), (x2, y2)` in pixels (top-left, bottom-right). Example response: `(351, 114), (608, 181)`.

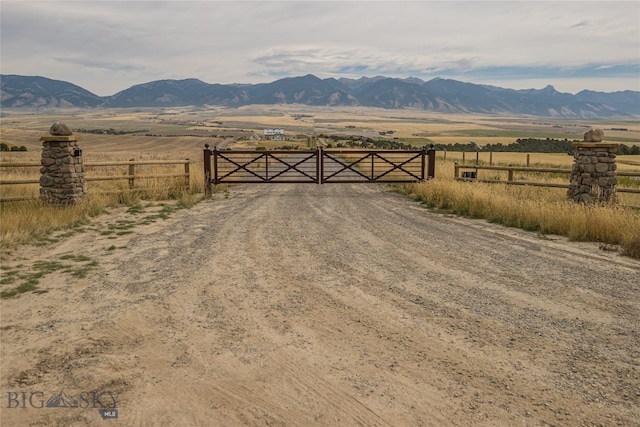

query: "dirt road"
(1, 184), (639, 426)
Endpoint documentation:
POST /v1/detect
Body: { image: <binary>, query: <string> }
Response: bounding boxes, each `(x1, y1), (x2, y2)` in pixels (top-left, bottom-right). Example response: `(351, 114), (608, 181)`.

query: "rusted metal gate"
(203, 144), (435, 194)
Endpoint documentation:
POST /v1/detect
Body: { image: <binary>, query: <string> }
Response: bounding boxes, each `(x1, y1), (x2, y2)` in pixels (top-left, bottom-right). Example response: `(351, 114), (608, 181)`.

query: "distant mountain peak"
(1, 74), (638, 117)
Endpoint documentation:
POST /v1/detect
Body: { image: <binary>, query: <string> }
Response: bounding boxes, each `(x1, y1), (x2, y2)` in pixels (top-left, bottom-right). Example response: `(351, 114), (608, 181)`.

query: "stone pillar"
(567, 142), (619, 204)
(39, 133), (87, 205)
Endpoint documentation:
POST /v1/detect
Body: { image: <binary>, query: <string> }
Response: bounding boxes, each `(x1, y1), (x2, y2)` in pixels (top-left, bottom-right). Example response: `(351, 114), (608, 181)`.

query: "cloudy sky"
(1, 1), (639, 96)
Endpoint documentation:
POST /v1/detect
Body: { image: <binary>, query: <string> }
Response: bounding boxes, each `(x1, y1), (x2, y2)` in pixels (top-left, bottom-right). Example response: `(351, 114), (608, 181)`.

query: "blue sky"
(1, 1), (639, 96)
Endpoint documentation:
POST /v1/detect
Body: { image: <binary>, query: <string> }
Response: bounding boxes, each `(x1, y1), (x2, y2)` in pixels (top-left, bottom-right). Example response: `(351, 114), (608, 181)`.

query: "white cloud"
(1, 1), (638, 95)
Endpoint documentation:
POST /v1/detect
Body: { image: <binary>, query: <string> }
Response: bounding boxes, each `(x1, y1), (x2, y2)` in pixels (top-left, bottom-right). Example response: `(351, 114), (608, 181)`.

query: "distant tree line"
(1, 143), (27, 151)
(618, 144), (640, 155)
(75, 128), (149, 135)
(321, 134), (412, 150)
(152, 134), (218, 138)
(433, 138), (640, 155)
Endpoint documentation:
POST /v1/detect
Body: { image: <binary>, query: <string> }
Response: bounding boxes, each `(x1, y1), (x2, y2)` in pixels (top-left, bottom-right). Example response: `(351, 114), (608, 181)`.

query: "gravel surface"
(2, 183), (639, 426)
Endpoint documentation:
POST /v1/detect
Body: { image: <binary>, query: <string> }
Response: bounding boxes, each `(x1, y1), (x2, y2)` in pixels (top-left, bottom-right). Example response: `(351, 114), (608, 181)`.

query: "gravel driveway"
(2, 183), (639, 426)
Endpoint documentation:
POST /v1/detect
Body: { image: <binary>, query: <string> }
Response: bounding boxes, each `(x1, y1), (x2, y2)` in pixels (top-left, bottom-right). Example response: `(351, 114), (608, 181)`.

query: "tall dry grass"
(1, 161), (208, 249)
(396, 158), (640, 259)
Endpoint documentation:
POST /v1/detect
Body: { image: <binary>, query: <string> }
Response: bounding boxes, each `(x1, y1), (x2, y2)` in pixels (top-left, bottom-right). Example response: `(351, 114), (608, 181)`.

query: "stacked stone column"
(39, 135), (87, 205)
(567, 142), (619, 204)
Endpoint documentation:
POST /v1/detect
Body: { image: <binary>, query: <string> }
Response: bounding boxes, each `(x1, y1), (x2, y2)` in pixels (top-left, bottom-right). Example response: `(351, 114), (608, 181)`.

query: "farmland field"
(2, 105), (640, 155)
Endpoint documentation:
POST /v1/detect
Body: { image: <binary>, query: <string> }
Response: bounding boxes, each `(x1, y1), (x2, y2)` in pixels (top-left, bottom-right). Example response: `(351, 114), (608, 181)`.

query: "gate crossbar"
(210, 149), (318, 184)
(215, 151), (269, 182)
(371, 152), (424, 181)
(322, 151), (424, 183)
(265, 152), (318, 182)
(322, 152), (374, 182)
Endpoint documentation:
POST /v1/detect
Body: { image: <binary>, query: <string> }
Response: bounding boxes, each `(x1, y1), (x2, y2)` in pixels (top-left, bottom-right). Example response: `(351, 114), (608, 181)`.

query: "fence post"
(508, 167), (514, 182)
(128, 159), (135, 189)
(213, 146), (218, 187)
(427, 144), (436, 179)
(489, 151), (493, 166)
(420, 147), (426, 181)
(454, 163), (459, 179)
(203, 144), (211, 196)
(184, 159), (190, 189)
(316, 147), (322, 184)
(526, 154), (530, 167)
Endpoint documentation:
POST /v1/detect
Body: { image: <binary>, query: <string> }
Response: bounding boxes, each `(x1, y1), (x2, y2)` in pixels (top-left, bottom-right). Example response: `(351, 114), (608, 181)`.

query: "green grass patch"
(126, 204), (144, 214)
(111, 220), (137, 230)
(33, 236), (60, 246)
(141, 212), (170, 223)
(59, 254), (92, 262)
(71, 260), (98, 279)
(1, 255), (98, 299)
(0, 268), (18, 285)
(56, 231), (76, 238)
(1, 280), (38, 298)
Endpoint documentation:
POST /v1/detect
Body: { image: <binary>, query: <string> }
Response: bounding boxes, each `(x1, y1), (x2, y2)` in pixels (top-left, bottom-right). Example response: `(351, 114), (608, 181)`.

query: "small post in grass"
(427, 144), (436, 179)
(128, 159), (135, 189)
(203, 144), (212, 196)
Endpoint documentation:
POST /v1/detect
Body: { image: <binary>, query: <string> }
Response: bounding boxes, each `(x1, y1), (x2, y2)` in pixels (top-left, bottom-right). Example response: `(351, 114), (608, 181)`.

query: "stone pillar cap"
(572, 142), (619, 148)
(40, 135), (80, 142)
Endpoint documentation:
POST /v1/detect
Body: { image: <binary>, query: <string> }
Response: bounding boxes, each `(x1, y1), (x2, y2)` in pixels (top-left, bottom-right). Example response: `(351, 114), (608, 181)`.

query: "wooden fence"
(448, 151), (538, 167)
(0, 159), (190, 202)
(454, 163), (640, 194)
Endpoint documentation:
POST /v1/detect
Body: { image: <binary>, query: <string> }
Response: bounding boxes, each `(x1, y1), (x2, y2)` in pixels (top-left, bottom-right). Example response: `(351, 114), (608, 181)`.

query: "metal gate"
(204, 144), (435, 194)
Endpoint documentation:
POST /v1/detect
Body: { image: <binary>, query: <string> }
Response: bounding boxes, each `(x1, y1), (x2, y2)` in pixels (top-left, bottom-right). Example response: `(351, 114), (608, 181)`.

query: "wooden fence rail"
(0, 159), (190, 202)
(454, 163), (640, 194)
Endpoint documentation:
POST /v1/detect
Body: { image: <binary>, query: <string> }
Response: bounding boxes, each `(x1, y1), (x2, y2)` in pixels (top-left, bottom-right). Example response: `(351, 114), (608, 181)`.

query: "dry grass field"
(3, 106), (639, 171)
(3, 105), (640, 150)
(1, 106), (639, 246)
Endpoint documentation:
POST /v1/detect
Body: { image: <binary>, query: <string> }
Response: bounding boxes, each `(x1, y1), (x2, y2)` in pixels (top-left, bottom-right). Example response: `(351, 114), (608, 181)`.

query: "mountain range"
(1, 74), (639, 118)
